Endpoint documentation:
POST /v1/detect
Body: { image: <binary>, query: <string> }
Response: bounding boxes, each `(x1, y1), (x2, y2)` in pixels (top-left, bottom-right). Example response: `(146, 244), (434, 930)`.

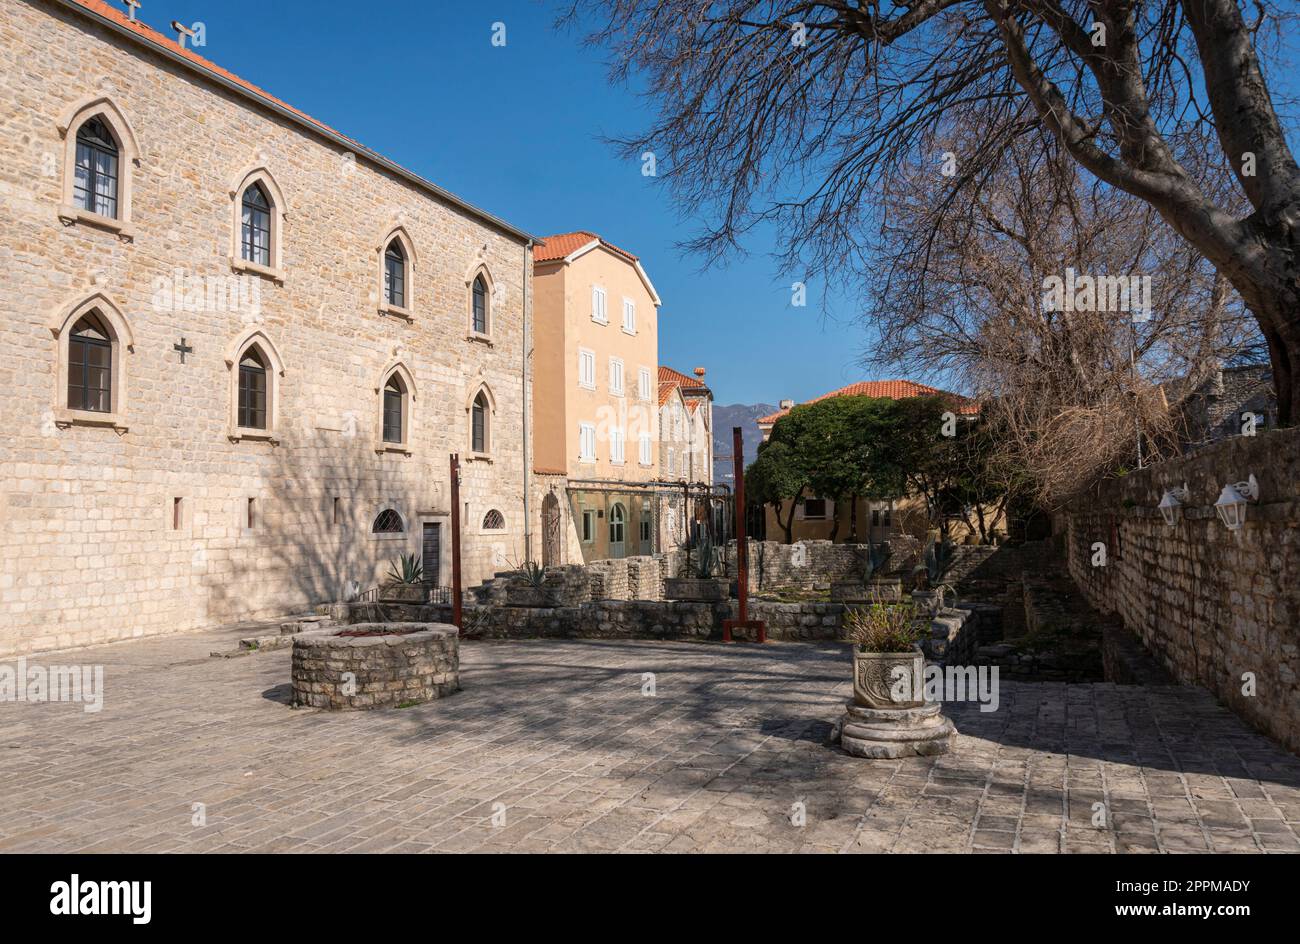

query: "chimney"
(122, 0), (141, 22)
(779, 399), (794, 411)
(693, 367), (706, 379)
(171, 20), (196, 48)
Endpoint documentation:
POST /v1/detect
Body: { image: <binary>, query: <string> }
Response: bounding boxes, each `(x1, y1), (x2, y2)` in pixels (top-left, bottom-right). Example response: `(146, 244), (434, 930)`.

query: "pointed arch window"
(73, 117), (119, 218)
(237, 347), (268, 429)
(471, 391), (488, 454)
(58, 98), (139, 236)
(67, 312), (113, 412)
(472, 275), (488, 335)
(51, 293), (134, 430)
(384, 240), (406, 309)
(383, 375), (405, 444)
(241, 183), (272, 266)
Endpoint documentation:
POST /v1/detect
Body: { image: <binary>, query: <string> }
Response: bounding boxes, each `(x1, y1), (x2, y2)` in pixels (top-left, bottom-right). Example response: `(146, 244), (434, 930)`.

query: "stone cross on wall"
(173, 337), (193, 363)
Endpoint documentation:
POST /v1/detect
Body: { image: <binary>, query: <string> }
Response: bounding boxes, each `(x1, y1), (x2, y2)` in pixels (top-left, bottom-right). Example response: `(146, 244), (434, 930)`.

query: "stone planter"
(378, 583), (426, 604)
(504, 586), (554, 607)
(838, 701), (956, 759)
(664, 577), (730, 602)
(841, 646), (955, 758)
(291, 622), (459, 710)
(852, 647), (925, 709)
(832, 577), (903, 603)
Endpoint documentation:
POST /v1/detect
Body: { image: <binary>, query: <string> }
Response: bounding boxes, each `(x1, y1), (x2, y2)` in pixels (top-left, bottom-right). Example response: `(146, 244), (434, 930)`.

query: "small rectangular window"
(610, 358), (625, 396)
(578, 349), (595, 389)
(803, 498), (827, 519)
(172, 497), (183, 530)
(622, 298), (636, 333)
(638, 368), (652, 401)
(640, 519), (651, 542)
(579, 422), (596, 461)
(333, 497), (341, 527)
(611, 428), (625, 463)
(246, 497), (257, 529)
(581, 509), (596, 543)
(591, 286), (607, 323)
(639, 433), (652, 465)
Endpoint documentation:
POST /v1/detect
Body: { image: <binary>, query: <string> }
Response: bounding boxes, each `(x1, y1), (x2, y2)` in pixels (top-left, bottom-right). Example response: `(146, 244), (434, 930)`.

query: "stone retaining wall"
(329, 597), (981, 655)
(1058, 426), (1300, 753)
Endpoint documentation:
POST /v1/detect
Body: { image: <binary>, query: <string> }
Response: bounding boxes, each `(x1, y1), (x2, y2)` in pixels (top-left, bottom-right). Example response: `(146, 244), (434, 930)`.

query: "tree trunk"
(848, 494), (859, 543)
(778, 501), (796, 544)
(828, 501), (841, 543)
(1236, 282), (1300, 426)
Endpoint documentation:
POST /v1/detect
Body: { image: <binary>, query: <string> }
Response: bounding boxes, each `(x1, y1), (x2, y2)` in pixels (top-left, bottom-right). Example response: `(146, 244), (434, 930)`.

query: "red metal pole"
(450, 453), (463, 634)
(733, 427), (749, 624)
(722, 426), (765, 643)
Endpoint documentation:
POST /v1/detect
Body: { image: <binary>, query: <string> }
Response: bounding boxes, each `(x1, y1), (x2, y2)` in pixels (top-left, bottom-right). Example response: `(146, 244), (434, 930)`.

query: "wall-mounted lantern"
(1214, 474), (1259, 531)
(1157, 484), (1190, 527)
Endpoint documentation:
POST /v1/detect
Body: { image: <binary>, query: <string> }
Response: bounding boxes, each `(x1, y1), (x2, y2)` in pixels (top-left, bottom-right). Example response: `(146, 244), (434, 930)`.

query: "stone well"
(291, 622), (459, 710)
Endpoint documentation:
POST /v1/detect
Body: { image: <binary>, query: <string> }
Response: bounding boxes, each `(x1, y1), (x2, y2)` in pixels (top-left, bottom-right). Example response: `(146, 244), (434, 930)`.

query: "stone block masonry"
(0, 1), (529, 656)
(291, 623), (459, 709)
(1059, 426), (1300, 754)
(334, 596), (982, 653)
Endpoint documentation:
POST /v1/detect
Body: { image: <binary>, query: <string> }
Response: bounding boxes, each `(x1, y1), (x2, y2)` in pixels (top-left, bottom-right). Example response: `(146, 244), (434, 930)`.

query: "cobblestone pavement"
(2, 628), (1298, 853)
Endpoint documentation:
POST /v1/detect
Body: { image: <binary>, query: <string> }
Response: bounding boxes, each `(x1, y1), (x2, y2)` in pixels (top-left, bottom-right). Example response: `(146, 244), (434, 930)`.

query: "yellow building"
(531, 232), (662, 562)
(756, 381), (983, 544)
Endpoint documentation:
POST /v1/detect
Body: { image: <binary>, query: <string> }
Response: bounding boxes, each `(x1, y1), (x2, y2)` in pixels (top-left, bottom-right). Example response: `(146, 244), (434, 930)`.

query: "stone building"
(0, 0), (533, 656)
(1173, 364), (1277, 452)
(657, 365), (714, 550)
(531, 231), (662, 563)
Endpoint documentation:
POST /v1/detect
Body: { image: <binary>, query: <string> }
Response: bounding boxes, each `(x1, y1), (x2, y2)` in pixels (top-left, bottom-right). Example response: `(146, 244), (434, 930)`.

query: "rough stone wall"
(741, 540), (865, 591)
(333, 595), (981, 651)
(1060, 427), (1300, 753)
(0, 1), (528, 655)
(291, 623), (459, 709)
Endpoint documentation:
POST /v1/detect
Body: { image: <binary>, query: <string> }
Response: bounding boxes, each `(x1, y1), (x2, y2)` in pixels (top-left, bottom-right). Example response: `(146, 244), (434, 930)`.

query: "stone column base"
(836, 700), (955, 758)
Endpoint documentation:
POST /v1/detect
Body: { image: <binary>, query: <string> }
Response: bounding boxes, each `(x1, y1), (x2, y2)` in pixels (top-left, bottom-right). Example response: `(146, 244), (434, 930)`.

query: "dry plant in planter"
(843, 600), (927, 709)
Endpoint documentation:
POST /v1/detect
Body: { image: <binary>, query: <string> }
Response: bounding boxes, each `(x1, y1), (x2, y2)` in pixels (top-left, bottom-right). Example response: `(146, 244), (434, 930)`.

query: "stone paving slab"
(2, 634), (1298, 853)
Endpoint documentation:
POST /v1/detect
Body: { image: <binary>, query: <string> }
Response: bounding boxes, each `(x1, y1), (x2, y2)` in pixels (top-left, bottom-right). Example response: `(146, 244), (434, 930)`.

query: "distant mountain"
(712, 403), (777, 485)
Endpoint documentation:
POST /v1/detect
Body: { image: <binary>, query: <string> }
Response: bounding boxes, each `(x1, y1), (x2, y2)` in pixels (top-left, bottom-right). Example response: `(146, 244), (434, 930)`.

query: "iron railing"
(355, 584), (453, 605)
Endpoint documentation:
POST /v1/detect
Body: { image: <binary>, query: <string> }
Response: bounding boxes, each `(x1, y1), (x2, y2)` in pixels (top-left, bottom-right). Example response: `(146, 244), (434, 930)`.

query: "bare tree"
(566, 1), (1300, 422)
(868, 122), (1260, 501)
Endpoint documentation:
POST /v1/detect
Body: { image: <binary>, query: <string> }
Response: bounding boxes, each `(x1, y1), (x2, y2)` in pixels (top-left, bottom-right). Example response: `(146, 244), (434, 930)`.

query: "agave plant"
(860, 541), (889, 582)
(693, 528), (717, 578)
(386, 552), (423, 585)
(924, 537), (954, 584)
(516, 560), (546, 588)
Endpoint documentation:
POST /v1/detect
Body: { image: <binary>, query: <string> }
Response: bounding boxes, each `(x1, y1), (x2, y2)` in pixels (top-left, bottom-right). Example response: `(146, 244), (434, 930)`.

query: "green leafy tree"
(745, 440), (804, 544)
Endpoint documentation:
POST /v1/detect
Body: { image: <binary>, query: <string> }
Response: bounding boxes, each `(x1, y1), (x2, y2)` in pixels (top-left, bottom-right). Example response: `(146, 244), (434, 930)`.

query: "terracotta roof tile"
(657, 366), (711, 405)
(533, 231), (639, 264)
(756, 380), (980, 424)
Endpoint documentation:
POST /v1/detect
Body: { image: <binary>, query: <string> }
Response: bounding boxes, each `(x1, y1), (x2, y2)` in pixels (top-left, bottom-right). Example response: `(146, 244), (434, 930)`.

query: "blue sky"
(145, 0), (872, 407)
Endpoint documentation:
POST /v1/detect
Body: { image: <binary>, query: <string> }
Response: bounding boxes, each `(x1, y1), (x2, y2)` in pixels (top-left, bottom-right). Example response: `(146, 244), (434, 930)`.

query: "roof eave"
(53, 0), (536, 244)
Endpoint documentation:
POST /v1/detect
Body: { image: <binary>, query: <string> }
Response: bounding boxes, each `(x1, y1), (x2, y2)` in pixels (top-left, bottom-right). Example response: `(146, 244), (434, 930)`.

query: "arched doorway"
(542, 492), (561, 567)
(608, 502), (626, 559)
